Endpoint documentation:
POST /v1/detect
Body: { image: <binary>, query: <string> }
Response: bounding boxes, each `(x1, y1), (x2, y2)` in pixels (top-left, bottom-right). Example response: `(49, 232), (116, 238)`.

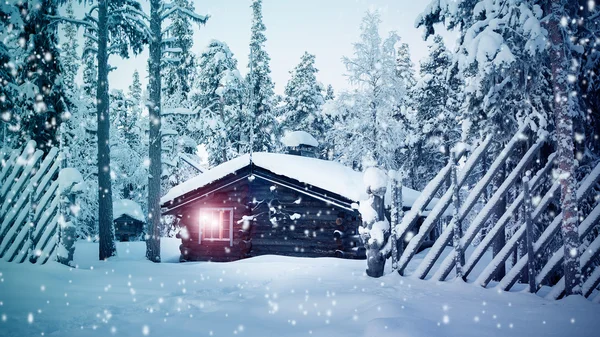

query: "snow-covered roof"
(161, 153), (439, 211)
(281, 131), (319, 148)
(113, 199), (145, 222)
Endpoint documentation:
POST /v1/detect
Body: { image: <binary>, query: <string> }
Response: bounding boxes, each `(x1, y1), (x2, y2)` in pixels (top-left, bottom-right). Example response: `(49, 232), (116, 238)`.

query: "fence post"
(390, 172), (403, 273)
(450, 151), (465, 280)
(523, 171), (536, 292)
(26, 186), (35, 261)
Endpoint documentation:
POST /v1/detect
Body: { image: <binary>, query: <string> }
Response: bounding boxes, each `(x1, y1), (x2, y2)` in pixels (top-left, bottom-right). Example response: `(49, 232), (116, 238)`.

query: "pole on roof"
(249, 44), (255, 164)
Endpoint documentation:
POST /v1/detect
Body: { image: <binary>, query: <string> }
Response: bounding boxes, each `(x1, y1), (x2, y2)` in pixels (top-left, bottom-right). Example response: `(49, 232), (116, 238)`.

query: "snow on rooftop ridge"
(160, 153), (438, 211)
(113, 199), (145, 222)
(281, 131), (319, 148)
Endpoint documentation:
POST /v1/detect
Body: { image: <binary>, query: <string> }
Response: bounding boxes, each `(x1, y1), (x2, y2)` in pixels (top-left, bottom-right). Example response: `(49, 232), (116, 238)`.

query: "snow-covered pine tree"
(14, 0), (67, 152)
(282, 52), (326, 144)
(162, 0), (195, 106)
(146, 0), (209, 262)
(60, 2), (79, 102)
(416, 0), (551, 142)
(109, 89), (147, 208)
(191, 40), (246, 166)
(129, 70), (143, 116)
(325, 84), (335, 101)
(328, 10), (405, 170)
(0, 4), (23, 147)
(403, 35), (460, 190)
(55, 3), (100, 241)
(82, 29), (97, 99)
(395, 42), (417, 114)
(248, 0), (278, 152)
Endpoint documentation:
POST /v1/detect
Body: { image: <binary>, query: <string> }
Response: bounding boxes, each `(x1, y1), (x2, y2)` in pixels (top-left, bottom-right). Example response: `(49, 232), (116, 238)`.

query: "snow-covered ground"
(0, 239), (598, 337)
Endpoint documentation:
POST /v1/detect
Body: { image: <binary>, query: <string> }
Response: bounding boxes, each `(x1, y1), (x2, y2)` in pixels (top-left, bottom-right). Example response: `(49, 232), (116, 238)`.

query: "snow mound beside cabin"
(113, 199), (145, 222)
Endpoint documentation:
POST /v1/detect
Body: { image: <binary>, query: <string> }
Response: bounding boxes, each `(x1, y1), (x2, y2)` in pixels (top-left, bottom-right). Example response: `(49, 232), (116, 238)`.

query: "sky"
(67, 0), (456, 95)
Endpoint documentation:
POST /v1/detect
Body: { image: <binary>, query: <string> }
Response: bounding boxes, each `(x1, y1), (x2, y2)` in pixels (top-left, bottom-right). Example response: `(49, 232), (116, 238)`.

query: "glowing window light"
(198, 208), (234, 247)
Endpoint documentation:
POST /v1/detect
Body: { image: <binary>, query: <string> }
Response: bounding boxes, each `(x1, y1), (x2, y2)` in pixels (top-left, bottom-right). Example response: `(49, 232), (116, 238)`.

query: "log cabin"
(113, 199), (145, 242)
(160, 133), (442, 262)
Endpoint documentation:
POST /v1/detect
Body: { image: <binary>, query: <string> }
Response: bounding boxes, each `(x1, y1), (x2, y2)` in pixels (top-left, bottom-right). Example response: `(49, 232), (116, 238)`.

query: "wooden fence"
(391, 126), (600, 302)
(0, 142), (61, 264)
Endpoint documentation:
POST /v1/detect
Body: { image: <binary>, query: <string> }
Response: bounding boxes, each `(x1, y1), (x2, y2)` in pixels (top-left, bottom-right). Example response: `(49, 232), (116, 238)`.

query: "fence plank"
(0, 151), (52, 238)
(0, 141), (36, 201)
(400, 136), (493, 277)
(0, 149), (19, 184)
(433, 137), (542, 282)
(17, 195), (60, 263)
(450, 152), (464, 279)
(0, 203), (30, 258)
(475, 180), (559, 287)
(463, 153), (556, 280)
(583, 267), (600, 298)
(523, 173), (536, 293)
(537, 201), (600, 286)
(497, 162), (600, 291)
(547, 223), (600, 299)
(31, 215), (58, 264)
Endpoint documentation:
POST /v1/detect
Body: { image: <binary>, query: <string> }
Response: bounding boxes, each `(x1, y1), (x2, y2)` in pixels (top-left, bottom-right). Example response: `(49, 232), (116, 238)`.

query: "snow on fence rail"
(393, 126), (600, 301)
(0, 142), (61, 264)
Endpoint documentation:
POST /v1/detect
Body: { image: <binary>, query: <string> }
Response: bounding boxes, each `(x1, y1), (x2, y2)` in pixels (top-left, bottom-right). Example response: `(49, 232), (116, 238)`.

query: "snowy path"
(0, 240), (598, 337)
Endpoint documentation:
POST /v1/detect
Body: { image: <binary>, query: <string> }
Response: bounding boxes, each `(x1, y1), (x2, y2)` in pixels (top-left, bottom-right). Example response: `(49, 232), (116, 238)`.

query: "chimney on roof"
(281, 131), (319, 158)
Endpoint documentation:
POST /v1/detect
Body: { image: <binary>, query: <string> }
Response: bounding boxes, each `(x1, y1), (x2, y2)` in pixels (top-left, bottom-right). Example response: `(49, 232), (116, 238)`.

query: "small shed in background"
(281, 131), (319, 158)
(113, 199), (146, 241)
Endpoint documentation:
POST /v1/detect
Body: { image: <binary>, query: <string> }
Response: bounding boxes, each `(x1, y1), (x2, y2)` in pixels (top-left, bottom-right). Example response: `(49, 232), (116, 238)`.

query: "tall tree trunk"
(146, 0), (162, 263)
(547, 0), (581, 296)
(97, 0), (116, 260)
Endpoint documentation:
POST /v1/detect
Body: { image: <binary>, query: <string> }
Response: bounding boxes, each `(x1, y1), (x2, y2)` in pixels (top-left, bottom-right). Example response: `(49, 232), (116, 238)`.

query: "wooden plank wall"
(176, 174), (362, 262)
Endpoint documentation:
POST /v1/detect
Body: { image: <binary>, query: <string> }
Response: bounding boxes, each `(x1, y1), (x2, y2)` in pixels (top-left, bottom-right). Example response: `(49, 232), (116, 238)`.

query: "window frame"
(199, 208), (234, 246)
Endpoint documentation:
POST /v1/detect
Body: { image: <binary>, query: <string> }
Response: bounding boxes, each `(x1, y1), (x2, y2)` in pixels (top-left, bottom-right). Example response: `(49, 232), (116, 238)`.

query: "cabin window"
(199, 208), (233, 246)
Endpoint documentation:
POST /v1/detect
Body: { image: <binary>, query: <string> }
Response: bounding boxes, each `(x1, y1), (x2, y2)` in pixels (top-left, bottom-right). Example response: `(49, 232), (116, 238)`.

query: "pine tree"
(329, 10), (406, 170)
(60, 2), (79, 96)
(248, 0), (277, 152)
(110, 89), (147, 208)
(416, 0), (551, 143)
(192, 40), (246, 166)
(15, 0), (67, 152)
(395, 42), (417, 114)
(403, 35), (460, 190)
(86, 0), (149, 260)
(282, 52), (325, 142)
(82, 30), (97, 99)
(129, 70), (143, 114)
(162, 0), (195, 106)
(325, 84), (335, 101)
(0, 4), (22, 147)
(146, 0), (209, 262)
